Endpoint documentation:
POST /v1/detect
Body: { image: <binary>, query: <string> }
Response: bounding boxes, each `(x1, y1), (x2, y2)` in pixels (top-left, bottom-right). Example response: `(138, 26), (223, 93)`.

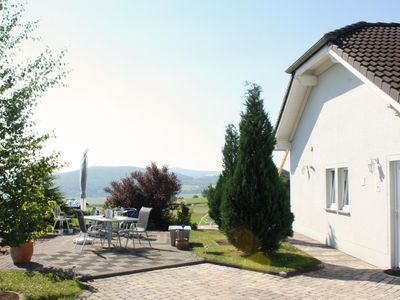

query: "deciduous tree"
(0, 0), (66, 247)
(105, 162), (181, 230)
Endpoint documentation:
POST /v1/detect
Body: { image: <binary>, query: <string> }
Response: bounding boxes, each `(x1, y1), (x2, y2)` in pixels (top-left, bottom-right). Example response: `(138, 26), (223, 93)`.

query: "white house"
(275, 22), (400, 268)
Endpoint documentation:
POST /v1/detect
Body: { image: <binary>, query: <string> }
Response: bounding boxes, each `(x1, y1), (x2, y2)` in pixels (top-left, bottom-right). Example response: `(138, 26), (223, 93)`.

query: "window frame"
(338, 167), (350, 213)
(325, 166), (350, 215)
(326, 168), (337, 210)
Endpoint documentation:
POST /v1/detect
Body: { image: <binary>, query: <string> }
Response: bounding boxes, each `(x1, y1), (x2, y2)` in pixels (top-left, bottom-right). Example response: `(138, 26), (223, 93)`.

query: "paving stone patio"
(80, 233), (400, 299)
(3, 231), (400, 299)
(0, 231), (201, 279)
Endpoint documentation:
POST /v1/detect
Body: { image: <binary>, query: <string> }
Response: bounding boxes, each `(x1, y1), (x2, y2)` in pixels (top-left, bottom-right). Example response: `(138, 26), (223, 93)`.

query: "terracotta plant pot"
(10, 241), (34, 264)
(0, 291), (22, 299)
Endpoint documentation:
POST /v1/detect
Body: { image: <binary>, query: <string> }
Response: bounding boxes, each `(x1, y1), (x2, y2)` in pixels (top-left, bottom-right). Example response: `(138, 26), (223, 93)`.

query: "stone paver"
(0, 232), (201, 278)
(81, 233), (400, 299)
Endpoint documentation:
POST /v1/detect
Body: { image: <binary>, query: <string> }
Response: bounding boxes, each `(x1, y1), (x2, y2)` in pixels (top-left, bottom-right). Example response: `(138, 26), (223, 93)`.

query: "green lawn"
(191, 230), (320, 274)
(181, 197), (208, 205)
(177, 197), (209, 224)
(85, 197), (107, 206)
(0, 270), (86, 299)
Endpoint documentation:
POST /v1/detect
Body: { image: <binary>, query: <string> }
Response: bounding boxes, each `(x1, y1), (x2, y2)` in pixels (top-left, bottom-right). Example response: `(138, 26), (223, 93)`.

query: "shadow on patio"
(290, 232), (400, 286)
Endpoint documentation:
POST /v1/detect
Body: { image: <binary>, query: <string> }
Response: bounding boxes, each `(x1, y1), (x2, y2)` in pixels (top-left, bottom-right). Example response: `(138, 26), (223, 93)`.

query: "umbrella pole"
(80, 197), (86, 211)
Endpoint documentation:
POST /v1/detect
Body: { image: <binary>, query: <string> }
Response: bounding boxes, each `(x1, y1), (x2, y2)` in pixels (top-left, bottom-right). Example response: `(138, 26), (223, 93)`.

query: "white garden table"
(84, 215), (138, 248)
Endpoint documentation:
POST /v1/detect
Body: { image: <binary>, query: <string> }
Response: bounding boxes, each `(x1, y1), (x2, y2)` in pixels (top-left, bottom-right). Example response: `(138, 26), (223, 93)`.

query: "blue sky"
(24, 0), (400, 172)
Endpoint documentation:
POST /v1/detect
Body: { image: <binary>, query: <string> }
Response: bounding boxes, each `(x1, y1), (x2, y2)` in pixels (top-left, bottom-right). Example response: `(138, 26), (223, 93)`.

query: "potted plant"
(0, 1), (66, 263)
(0, 175), (62, 263)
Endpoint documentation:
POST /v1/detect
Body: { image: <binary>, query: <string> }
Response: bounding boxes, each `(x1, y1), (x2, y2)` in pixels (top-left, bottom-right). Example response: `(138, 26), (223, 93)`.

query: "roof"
(275, 22), (400, 149)
(287, 22), (400, 101)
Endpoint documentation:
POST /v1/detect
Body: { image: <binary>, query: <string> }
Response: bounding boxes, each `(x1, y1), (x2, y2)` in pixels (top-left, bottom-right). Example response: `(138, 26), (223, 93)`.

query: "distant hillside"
(169, 167), (219, 178)
(55, 166), (219, 198)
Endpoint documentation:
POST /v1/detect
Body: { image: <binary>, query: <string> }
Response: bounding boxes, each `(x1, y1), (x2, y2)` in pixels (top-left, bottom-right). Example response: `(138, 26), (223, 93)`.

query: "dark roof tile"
(392, 82), (400, 89)
(278, 22), (400, 131)
(327, 22), (400, 102)
(375, 77), (383, 88)
(360, 65), (368, 76)
(382, 82), (391, 94)
(288, 22), (400, 102)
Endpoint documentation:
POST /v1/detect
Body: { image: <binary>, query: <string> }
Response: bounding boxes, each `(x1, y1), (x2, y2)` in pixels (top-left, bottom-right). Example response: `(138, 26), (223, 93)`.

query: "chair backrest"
(137, 207), (152, 229)
(127, 208), (138, 218)
(74, 209), (87, 233)
(53, 206), (61, 218)
(90, 207), (97, 216)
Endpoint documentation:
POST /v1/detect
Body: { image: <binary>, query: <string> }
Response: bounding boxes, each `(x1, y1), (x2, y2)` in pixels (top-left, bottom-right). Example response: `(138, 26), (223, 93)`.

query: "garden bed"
(190, 230), (320, 276)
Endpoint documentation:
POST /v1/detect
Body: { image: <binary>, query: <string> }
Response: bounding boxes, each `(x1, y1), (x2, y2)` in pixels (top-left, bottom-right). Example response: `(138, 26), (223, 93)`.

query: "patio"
(80, 233), (400, 299)
(0, 231), (202, 280)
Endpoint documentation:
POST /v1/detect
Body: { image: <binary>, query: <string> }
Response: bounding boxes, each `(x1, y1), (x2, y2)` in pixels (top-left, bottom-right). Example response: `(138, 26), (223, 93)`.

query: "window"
(326, 167), (350, 213)
(339, 168), (349, 212)
(326, 169), (336, 210)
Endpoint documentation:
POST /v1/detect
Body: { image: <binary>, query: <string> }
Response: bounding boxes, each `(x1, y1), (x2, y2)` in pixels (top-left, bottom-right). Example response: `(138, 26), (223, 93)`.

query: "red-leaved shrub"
(104, 162), (181, 230)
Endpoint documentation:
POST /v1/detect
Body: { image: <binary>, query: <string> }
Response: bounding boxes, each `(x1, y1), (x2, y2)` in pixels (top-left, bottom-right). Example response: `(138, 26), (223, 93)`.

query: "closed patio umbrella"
(80, 149), (88, 211)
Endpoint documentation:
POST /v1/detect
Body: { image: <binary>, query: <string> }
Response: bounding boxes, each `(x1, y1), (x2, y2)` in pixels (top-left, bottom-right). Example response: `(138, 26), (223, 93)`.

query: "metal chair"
(53, 206), (71, 232)
(129, 207), (152, 247)
(119, 221), (136, 248)
(74, 209), (105, 251)
(126, 208), (138, 218)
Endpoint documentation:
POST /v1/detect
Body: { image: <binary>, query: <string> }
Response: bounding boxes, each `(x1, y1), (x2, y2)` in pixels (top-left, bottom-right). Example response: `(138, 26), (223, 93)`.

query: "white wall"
(290, 63), (400, 268)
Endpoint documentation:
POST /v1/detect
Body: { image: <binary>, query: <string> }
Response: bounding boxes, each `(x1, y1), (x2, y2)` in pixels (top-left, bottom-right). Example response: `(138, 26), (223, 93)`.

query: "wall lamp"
(368, 158), (380, 173)
(301, 165), (315, 179)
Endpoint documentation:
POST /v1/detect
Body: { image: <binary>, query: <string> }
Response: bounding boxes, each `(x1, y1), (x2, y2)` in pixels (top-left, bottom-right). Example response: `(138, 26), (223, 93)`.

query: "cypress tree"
(208, 124), (238, 227)
(207, 177), (223, 227)
(221, 83), (293, 253)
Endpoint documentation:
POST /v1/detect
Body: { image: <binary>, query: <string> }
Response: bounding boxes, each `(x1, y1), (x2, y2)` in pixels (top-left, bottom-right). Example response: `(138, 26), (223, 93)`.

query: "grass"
(0, 270), (86, 299)
(190, 230), (320, 274)
(177, 197), (209, 224)
(181, 197), (208, 205)
(85, 197), (107, 205)
(178, 193), (202, 199)
(190, 206), (209, 224)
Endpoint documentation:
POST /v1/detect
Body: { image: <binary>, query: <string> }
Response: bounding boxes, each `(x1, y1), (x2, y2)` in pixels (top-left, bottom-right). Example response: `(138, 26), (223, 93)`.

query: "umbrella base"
(73, 237), (94, 245)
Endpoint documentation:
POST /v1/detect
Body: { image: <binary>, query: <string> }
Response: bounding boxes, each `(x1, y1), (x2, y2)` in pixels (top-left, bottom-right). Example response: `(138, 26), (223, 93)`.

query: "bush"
(201, 185), (213, 199)
(105, 162), (181, 230)
(173, 202), (192, 226)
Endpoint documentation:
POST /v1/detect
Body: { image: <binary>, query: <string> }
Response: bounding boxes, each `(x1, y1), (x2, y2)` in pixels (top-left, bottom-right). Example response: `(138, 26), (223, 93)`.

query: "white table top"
(84, 215), (138, 222)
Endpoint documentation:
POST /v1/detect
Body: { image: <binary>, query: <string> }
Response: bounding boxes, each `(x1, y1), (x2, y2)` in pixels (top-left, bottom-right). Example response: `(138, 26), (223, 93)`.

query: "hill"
(55, 166), (219, 198)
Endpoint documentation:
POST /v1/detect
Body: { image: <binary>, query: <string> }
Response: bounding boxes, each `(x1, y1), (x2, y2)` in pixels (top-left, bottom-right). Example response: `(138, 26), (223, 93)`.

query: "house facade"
(275, 22), (400, 268)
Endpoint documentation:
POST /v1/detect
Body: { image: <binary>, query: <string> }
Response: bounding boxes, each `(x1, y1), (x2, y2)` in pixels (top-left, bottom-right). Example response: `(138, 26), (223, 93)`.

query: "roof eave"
(275, 46), (333, 148)
(285, 36), (331, 74)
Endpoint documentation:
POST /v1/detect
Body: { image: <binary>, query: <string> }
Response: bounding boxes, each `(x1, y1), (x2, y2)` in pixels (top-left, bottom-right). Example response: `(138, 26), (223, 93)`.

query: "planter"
(10, 241), (34, 264)
(168, 226), (191, 246)
(0, 291), (22, 300)
(176, 239), (189, 250)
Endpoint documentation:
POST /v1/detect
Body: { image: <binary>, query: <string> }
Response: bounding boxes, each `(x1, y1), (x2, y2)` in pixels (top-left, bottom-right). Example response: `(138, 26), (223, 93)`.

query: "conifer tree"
(221, 83), (293, 253)
(207, 124), (238, 227)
